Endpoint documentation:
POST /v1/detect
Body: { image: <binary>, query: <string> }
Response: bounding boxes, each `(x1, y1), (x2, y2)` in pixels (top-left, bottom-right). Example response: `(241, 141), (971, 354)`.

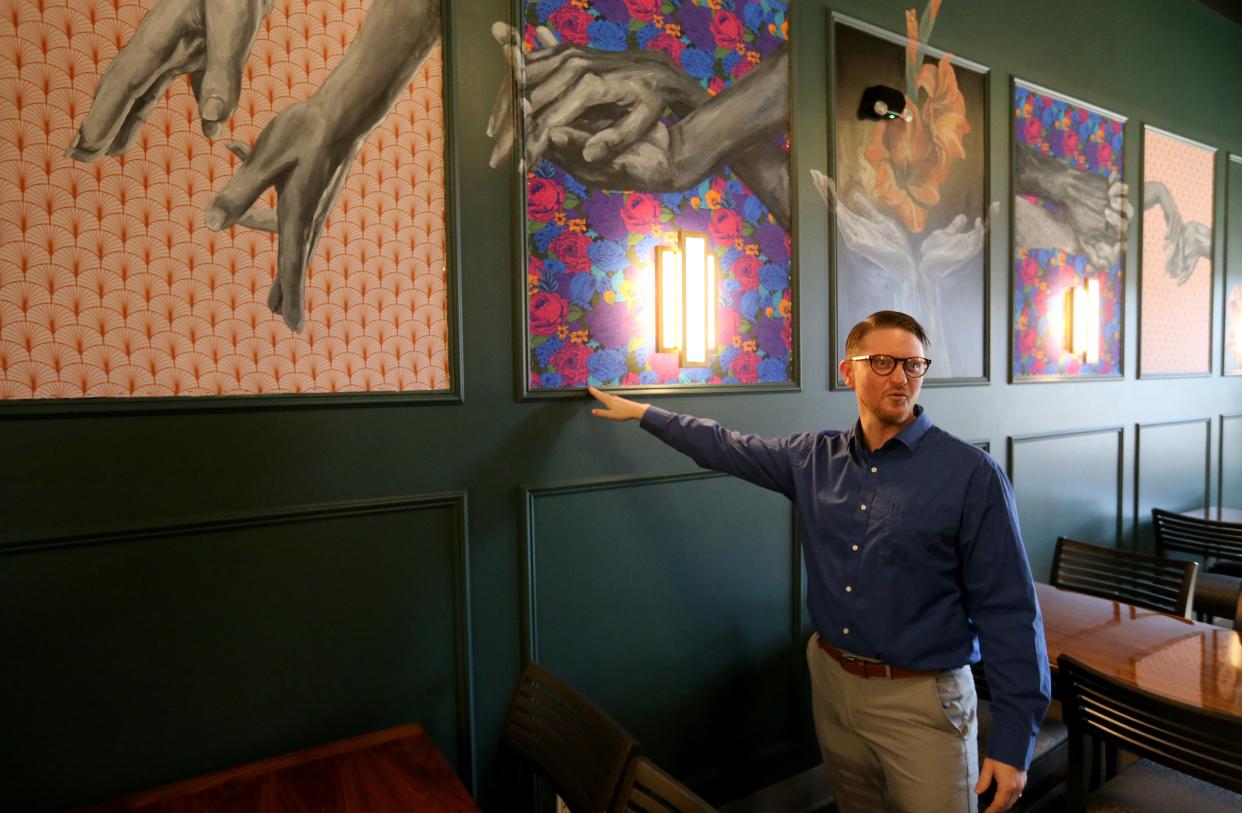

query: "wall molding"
(1220, 413), (1242, 508)
(520, 469), (805, 794)
(0, 492), (477, 791)
(1134, 418), (1211, 549)
(1007, 425), (1125, 547)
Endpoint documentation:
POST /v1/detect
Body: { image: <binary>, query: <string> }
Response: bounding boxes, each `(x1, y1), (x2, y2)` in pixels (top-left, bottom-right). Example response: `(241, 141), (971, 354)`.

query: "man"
(588, 310), (1050, 813)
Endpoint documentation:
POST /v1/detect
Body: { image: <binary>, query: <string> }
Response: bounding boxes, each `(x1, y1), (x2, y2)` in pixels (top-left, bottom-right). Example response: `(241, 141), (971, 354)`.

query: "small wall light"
(656, 232), (717, 367)
(859, 85), (914, 123)
(1064, 277), (1101, 364)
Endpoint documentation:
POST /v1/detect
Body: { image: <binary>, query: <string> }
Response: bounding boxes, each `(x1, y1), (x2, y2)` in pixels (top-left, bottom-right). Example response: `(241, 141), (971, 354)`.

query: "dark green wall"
(3, 1), (1242, 810)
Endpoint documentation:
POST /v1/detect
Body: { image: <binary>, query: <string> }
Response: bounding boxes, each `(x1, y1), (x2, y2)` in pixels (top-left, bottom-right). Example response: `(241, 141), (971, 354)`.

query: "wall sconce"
(1064, 278), (1100, 364)
(858, 85), (914, 122)
(656, 232), (717, 367)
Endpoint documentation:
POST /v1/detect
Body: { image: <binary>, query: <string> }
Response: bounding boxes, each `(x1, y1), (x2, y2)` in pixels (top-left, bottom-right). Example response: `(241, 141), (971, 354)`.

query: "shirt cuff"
(986, 722), (1037, 772)
(640, 405), (674, 436)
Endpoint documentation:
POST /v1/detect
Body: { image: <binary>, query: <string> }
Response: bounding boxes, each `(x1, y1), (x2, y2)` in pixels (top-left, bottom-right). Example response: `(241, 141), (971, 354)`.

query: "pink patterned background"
(1, 0), (449, 399)
(1140, 128), (1213, 375)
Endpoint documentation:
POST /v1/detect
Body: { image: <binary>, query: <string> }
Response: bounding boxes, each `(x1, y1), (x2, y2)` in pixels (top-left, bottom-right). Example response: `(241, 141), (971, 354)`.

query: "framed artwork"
(508, 0), (796, 396)
(830, 11), (989, 388)
(0, 0), (459, 409)
(1010, 80), (1125, 382)
(1139, 125), (1215, 378)
(1224, 154), (1242, 376)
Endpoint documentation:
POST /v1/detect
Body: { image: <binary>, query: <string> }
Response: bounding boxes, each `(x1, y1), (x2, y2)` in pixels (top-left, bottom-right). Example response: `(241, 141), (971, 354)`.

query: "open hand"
(66, 0), (272, 160)
(588, 386), (649, 422)
(976, 757), (1027, 813)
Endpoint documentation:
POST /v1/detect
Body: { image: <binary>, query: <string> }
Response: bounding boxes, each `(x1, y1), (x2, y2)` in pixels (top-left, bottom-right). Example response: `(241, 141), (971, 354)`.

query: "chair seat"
(1194, 572), (1242, 618)
(1086, 758), (1242, 812)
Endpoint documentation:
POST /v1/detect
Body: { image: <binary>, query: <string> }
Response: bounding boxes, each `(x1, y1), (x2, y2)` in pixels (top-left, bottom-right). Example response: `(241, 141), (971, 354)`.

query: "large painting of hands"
(1140, 126), (1215, 378)
(496, 1), (795, 392)
(831, 16), (989, 386)
(1, 0), (452, 399)
(1011, 81), (1127, 381)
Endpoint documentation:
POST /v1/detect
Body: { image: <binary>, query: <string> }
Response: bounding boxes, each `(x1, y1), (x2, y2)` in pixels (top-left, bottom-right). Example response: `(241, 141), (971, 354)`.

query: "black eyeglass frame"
(847, 354), (933, 378)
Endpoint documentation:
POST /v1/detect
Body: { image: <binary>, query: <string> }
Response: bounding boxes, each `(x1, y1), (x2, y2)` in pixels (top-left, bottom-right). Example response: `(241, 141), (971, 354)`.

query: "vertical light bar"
(1072, 284), (1088, 357)
(682, 233), (709, 366)
(1085, 277), (1100, 365)
(706, 252), (717, 353)
(656, 245), (681, 353)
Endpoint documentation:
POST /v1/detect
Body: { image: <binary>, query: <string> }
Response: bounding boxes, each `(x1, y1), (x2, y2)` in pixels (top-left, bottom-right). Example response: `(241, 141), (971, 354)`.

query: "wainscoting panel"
(1222, 414), (1242, 508)
(0, 495), (472, 812)
(523, 471), (800, 801)
(1135, 419), (1211, 551)
(1008, 427), (1124, 582)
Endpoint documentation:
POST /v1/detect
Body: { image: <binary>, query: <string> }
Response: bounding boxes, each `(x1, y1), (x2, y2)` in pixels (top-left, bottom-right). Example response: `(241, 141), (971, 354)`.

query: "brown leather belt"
(817, 636), (939, 679)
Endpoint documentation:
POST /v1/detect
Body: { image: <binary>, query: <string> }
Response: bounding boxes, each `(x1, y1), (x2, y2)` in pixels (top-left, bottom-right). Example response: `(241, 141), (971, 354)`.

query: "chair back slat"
(1152, 508), (1242, 565)
(613, 757), (717, 813)
(1058, 654), (1242, 796)
(1050, 536), (1198, 617)
(502, 662), (639, 813)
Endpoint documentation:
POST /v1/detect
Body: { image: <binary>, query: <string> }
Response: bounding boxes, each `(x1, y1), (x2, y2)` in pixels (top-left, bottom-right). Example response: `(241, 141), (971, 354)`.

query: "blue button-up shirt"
(640, 404), (1051, 770)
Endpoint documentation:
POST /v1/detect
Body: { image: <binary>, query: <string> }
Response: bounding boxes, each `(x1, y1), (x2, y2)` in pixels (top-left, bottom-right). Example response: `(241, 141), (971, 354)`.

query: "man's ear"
(838, 358), (853, 388)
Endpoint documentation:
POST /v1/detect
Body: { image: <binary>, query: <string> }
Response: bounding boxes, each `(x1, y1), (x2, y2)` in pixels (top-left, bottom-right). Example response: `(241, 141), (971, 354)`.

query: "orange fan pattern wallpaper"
(0, 0), (449, 399)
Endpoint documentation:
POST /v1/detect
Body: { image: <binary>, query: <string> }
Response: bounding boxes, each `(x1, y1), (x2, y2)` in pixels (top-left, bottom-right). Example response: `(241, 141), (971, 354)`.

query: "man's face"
(838, 327), (925, 427)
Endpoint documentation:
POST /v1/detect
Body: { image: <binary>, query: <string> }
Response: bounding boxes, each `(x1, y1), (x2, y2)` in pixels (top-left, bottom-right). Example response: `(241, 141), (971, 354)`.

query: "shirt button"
(852, 544), (859, 552)
(845, 585), (852, 592)
(870, 467), (877, 474)
(860, 504), (868, 511)
(843, 627), (850, 635)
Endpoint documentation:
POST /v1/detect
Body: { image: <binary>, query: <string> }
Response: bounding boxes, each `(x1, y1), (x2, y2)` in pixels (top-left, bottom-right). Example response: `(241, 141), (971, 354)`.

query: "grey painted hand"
(204, 100), (359, 332)
(66, 0), (273, 159)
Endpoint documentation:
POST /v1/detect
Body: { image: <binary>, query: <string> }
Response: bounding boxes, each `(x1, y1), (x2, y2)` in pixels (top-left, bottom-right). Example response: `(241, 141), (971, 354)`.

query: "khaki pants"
(807, 633), (979, 813)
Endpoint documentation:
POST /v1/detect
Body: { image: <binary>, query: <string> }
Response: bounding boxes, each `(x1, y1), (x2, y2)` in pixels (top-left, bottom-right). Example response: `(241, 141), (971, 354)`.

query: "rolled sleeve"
(959, 458), (1052, 770)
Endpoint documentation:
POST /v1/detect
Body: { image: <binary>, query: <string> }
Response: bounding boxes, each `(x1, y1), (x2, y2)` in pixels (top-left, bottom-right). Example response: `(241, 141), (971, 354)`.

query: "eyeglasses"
(848, 354), (932, 378)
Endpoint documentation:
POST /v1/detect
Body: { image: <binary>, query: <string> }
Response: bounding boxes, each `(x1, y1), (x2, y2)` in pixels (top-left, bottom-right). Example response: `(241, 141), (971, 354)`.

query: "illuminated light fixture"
(1064, 277), (1101, 364)
(656, 231), (717, 367)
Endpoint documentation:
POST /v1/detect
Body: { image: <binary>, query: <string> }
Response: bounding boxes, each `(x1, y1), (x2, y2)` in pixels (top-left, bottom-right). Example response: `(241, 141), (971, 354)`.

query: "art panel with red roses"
(521, 0), (794, 391)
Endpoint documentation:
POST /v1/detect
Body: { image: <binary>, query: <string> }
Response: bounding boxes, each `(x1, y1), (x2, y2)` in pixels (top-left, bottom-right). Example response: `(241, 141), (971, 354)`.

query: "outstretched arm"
(590, 388), (805, 498)
(205, 0), (440, 330)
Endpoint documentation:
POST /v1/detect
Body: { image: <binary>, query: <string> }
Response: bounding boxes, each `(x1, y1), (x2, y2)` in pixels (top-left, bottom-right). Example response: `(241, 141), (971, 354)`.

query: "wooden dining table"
(71, 723), (480, 812)
(1179, 506), (1242, 524)
(1037, 582), (1242, 716)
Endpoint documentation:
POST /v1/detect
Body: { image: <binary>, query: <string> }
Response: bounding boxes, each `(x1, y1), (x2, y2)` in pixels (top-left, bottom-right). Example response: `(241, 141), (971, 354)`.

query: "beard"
(873, 394), (913, 426)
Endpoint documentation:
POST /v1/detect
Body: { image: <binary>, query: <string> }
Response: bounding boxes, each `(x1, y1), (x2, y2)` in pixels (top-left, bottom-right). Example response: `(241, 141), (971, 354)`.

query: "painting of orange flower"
(831, 12), (988, 385)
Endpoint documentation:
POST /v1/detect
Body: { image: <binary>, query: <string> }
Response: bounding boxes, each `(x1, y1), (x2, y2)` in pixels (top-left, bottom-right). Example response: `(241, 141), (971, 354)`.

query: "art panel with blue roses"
(522, 0), (793, 390)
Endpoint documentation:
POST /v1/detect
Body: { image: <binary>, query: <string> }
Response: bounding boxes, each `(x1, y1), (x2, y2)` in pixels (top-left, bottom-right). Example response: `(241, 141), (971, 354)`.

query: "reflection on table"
(1037, 583), (1242, 715)
(71, 723), (480, 813)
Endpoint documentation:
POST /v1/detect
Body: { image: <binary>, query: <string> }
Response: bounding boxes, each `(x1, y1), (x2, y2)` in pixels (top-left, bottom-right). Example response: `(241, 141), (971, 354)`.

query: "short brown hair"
(844, 310), (930, 356)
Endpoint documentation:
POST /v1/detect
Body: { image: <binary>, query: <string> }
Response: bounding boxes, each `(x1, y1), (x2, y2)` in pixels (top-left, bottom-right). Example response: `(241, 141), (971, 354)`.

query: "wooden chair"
(1057, 654), (1242, 812)
(1151, 508), (1242, 620)
(611, 756), (716, 813)
(1050, 536), (1198, 618)
(501, 661), (639, 813)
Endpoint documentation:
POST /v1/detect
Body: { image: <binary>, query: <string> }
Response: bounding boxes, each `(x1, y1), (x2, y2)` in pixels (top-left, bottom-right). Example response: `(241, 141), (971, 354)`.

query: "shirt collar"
(848, 405), (933, 454)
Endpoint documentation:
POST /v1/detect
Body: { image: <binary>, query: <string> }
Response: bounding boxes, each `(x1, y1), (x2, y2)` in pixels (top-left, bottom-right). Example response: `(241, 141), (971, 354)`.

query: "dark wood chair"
(1151, 508), (1242, 621)
(611, 756), (716, 813)
(971, 664), (1067, 813)
(1057, 654), (1242, 812)
(1050, 536), (1198, 618)
(501, 661), (639, 813)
